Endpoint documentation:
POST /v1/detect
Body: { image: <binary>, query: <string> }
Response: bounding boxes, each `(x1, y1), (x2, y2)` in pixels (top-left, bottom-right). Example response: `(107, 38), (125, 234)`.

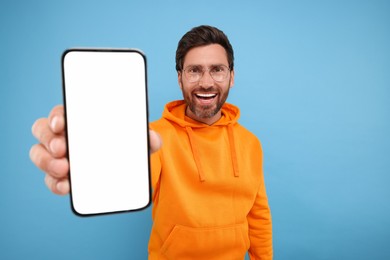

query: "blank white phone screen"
(62, 49), (150, 216)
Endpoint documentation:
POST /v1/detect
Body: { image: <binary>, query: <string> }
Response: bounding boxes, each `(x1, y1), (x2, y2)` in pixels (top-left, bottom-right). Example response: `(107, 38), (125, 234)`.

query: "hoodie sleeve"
(149, 123), (162, 191)
(150, 150), (162, 220)
(247, 172), (273, 260)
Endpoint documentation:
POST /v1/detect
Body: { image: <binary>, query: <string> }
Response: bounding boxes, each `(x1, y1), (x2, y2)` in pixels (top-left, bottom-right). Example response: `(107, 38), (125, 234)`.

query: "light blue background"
(1, 1), (389, 259)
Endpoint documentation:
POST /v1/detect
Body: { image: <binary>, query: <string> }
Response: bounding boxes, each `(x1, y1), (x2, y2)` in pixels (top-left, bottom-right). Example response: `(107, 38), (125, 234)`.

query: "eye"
(187, 66), (202, 74)
(211, 65), (227, 73)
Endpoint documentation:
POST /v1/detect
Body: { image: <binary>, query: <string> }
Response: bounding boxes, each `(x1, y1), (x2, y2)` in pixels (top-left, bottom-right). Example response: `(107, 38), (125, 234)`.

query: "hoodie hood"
(162, 100), (241, 181)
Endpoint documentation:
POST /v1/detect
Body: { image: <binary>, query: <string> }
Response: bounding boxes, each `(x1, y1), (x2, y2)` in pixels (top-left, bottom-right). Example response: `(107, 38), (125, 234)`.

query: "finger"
(32, 118), (67, 158)
(49, 136), (67, 158)
(149, 130), (162, 154)
(30, 144), (69, 179)
(32, 117), (51, 148)
(45, 174), (70, 195)
(48, 105), (65, 134)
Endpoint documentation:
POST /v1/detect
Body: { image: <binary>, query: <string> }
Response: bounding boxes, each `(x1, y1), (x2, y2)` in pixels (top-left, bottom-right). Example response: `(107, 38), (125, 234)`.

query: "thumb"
(149, 130), (162, 154)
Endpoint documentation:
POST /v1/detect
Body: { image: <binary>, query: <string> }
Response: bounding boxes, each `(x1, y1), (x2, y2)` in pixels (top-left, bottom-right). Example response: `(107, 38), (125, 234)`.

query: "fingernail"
(57, 180), (69, 195)
(56, 181), (64, 193)
(50, 116), (58, 131)
(49, 138), (58, 154)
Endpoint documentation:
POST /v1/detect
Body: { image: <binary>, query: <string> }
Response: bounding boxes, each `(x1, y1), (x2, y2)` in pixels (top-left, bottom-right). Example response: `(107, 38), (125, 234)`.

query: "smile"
(195, 93), (217, 100)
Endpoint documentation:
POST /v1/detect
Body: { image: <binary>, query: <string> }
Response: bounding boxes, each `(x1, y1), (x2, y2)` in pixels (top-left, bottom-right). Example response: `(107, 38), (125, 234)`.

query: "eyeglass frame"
(181, 64), (231, 83)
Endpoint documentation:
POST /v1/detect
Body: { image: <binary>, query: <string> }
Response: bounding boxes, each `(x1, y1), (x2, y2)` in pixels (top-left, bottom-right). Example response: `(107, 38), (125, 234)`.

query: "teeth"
(196, 93), (216, 97)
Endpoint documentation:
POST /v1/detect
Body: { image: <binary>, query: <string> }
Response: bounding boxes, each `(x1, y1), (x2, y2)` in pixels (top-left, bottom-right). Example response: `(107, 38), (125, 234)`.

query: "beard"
(187, 91), (228, 119)
(181, 79), (231, 120)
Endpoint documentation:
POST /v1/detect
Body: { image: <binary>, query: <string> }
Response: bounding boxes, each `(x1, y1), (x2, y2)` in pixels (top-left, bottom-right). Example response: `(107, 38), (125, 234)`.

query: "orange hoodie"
(148, 100), (272, 260)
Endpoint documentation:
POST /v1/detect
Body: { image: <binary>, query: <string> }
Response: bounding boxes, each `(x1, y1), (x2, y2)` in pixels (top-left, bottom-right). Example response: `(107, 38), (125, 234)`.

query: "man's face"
(178, 44), (234, 125)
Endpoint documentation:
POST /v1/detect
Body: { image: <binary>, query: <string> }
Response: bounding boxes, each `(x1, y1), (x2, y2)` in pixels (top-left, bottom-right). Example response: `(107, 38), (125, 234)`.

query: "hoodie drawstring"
(227, 125), (240, 178)
(186, 127), (206, 182)
(185, 125), (240, 182)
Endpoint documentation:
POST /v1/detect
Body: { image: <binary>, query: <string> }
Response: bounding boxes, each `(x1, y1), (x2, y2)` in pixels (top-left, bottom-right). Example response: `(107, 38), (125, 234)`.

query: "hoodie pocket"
(160, 223), (250, 260)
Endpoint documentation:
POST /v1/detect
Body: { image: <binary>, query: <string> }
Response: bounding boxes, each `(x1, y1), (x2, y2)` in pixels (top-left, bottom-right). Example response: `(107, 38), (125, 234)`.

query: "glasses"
(182, 65), (230, 83)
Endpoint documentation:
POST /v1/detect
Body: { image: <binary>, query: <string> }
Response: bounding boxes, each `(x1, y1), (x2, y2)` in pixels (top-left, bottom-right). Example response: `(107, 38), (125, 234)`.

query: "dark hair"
(175, 25), (234, 71)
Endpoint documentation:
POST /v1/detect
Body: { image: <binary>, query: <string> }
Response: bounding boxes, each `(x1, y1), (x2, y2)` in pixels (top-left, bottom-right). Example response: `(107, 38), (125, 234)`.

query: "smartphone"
(62, 48), (150, 216)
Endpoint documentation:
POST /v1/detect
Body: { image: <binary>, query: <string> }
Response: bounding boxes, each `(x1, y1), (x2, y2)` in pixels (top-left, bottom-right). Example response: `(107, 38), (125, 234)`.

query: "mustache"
(192, 87), (219, 93)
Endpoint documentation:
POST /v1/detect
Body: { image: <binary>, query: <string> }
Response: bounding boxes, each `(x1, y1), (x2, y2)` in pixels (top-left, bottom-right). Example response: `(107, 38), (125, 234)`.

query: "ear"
(229, 69), (235, 88)
(178, 71), (183, 89)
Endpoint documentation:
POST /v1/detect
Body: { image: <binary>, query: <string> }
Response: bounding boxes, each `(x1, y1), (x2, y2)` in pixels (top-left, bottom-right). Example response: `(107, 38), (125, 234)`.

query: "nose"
(198, 70), (214, 87)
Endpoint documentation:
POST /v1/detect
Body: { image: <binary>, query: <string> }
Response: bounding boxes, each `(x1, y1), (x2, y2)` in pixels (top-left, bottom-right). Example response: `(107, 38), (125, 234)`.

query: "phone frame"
(61, 48), (151, 217)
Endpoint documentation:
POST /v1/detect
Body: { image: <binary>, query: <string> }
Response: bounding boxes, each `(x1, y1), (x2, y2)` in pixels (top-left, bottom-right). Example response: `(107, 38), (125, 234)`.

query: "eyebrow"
(184, 64), (228, 68)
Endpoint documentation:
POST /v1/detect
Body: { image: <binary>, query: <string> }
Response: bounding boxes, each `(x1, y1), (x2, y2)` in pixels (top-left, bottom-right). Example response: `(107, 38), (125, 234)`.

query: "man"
(30, 25), (273, 259)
